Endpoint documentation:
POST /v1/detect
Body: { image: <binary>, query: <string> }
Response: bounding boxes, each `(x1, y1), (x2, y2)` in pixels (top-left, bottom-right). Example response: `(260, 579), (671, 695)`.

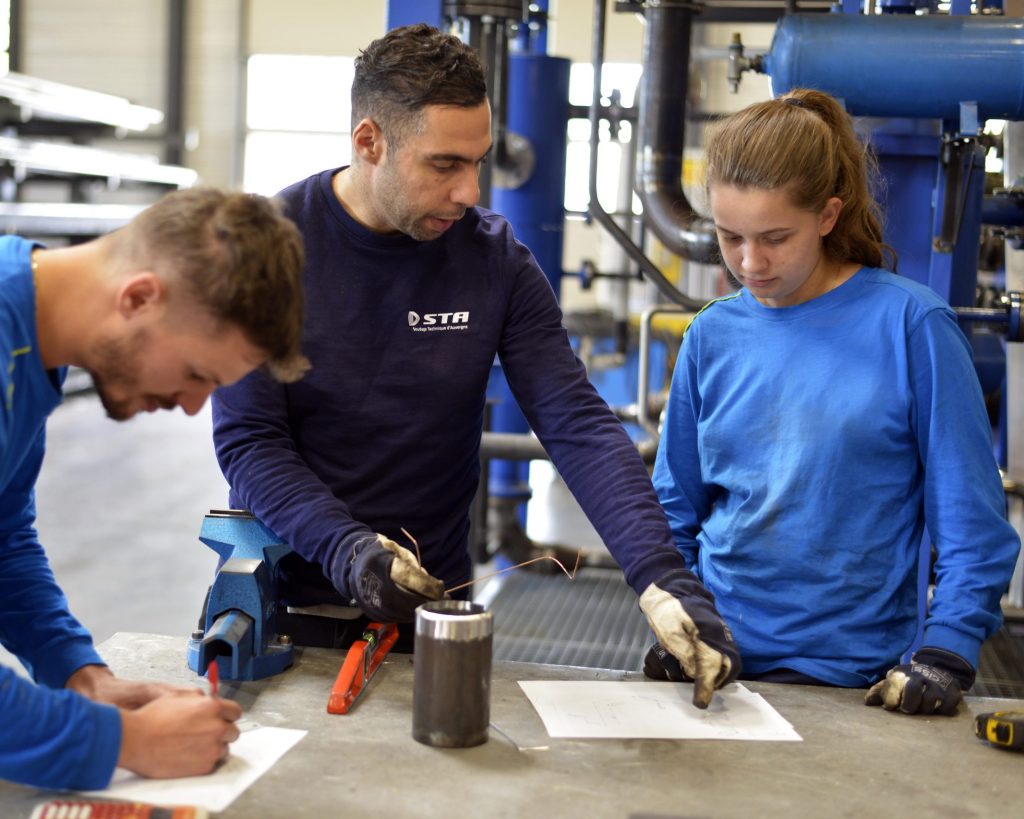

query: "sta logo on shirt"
(408, 310), (470, 333)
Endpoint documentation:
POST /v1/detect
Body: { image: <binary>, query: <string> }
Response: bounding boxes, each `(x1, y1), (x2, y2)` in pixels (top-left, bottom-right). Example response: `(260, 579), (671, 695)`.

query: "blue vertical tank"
(487, 51), (571, 506)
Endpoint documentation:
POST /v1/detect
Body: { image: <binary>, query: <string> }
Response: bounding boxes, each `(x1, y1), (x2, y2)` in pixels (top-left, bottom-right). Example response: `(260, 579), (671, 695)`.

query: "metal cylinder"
(413, 600), (493, 748)
(765, 13), (1024, 121)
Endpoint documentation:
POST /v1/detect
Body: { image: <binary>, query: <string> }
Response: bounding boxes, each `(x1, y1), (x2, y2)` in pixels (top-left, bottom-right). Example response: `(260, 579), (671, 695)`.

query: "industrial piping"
(480, 430), (658, 463)
(587, 0), (708, 310)
(634, 0), (718, 266)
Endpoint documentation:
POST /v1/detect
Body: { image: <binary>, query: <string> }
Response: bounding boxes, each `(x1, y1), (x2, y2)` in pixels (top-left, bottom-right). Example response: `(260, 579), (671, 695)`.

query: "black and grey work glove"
(332, 534), (446, 623)
(639, 569), (742, 708)
(864, 647), (975, 716)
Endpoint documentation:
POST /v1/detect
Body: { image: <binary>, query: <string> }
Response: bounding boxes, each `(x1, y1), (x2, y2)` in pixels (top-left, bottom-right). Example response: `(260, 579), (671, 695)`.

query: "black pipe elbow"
(635, 2), (719, 264)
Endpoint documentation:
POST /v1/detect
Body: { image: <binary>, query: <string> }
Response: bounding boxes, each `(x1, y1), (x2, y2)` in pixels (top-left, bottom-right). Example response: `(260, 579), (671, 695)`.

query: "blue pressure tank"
(487, 52), (571, 506)
(491, 53), (571, 295)
(764, 13), (1024, 121)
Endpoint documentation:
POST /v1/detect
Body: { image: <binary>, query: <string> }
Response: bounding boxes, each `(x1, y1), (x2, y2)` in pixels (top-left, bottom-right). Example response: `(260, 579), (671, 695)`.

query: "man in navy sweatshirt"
(2, 187), (307, 790)
(212, 23), (740, 708)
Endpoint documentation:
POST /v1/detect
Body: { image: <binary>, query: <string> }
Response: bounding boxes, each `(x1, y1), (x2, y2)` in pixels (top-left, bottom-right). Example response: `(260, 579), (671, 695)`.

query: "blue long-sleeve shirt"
(0, 236), (121, 789)
(212, 167), (685, 600)
(652, 267), (1021, 686)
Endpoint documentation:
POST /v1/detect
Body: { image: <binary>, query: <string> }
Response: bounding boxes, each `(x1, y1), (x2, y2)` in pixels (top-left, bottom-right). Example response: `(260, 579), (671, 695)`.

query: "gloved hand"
(864, 647), (975, 716)
(639, 569), (742, 708)
(336, 534), (446, 623)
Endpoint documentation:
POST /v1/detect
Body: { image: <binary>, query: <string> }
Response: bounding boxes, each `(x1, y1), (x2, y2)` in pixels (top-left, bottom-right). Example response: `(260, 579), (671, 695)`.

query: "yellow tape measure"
(974, 711), (1024, 751)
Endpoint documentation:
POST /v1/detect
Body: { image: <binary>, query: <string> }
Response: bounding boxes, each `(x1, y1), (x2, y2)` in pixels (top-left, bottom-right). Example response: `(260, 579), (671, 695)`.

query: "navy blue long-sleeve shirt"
(212, 168), (685, 600)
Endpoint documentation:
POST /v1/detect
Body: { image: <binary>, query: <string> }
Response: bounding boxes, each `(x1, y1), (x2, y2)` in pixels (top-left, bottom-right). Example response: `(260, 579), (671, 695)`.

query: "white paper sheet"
(81, 723), (307, 812)
(518, 680), (802, 742)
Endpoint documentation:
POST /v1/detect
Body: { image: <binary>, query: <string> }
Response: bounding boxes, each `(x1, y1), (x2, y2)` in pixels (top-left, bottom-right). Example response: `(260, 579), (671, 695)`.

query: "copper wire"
(400, 527), (422, 567)
(445, 548), (583, 594)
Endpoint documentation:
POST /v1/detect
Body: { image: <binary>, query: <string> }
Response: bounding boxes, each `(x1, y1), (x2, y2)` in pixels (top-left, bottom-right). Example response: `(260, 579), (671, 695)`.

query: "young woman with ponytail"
(646, 89), (1020, 717)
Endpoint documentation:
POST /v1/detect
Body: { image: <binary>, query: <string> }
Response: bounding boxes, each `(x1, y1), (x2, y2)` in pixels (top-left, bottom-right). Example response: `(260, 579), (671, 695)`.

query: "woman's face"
(710, 184), (842, 308)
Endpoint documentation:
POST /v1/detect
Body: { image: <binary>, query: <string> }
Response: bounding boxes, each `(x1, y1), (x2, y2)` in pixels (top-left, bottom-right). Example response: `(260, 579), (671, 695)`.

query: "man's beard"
(87, 329), (163, 421)
(375, 157), (464, 241)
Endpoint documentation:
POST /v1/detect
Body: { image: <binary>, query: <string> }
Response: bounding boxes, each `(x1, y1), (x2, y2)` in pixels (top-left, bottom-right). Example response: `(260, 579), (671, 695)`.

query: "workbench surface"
(2, 632), (1022, 818)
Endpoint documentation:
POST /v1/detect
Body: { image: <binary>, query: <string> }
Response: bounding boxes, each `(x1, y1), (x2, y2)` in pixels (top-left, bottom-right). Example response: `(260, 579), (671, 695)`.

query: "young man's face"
(372, 102), (492, 241)
(86, 313), (265, 421)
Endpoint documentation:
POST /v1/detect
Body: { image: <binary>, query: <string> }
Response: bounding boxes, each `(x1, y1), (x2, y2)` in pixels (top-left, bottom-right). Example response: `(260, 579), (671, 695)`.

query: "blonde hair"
(705, 88), (896, 271)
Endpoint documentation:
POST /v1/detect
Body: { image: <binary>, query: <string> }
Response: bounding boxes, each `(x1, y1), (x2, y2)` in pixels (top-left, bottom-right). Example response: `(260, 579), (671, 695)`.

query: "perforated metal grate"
(974, 622), (1024, 699)
(487, 567), (650, 671)
(486, 568), (1024, 694)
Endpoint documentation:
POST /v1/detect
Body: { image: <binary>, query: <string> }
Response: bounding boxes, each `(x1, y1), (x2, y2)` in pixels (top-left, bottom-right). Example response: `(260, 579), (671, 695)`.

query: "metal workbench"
(1, 632), (1022, 818)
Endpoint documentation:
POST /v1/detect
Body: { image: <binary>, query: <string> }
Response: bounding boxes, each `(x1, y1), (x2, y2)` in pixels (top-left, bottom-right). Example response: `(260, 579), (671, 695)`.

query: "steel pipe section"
(764, 13), (1024, 121)
(635, 1), (718, 263)
(480, 430), (658, 463)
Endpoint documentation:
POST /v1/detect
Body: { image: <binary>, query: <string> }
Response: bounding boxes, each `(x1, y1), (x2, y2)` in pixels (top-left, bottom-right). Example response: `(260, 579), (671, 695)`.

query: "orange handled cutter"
(327, 622), (399, 714)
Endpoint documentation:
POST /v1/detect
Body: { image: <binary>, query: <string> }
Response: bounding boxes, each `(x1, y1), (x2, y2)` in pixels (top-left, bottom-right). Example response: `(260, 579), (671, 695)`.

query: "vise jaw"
(186, 510), (294, 681)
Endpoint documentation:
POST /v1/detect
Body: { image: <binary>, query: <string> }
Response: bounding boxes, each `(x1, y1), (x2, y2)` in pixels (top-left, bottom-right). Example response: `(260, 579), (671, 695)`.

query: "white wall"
(549, 0), (645, 63)
(247, 0), (385, 56)
(187, 0), (245, 188)
(23, 0), (166, 108)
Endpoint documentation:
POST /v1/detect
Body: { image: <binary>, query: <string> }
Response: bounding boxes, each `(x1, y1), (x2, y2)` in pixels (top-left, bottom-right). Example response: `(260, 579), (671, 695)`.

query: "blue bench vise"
(186, 509), (294, 681)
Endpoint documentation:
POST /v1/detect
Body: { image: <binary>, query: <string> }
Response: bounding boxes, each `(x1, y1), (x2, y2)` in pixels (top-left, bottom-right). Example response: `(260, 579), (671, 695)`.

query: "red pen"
(206, 659), (219, 697)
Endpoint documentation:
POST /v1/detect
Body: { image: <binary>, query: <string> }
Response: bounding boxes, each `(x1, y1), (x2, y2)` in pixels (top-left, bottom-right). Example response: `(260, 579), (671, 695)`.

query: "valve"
(727, 33), (763, 93)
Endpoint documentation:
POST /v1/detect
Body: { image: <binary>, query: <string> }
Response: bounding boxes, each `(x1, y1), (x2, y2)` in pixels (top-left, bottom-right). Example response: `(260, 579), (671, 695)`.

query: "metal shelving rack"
(0, 70), (197, 239)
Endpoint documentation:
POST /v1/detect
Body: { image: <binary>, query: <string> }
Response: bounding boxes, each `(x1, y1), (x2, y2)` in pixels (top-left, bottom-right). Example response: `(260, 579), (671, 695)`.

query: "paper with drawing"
(518, 681), (802, 741)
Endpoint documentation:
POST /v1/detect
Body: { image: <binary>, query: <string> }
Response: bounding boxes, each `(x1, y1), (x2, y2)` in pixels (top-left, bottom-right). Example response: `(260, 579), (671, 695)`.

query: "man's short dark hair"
(352, 23), (487, 147)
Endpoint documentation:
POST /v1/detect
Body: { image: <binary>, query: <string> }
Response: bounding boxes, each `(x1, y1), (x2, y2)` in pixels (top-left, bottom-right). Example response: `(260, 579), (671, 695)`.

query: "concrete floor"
(1, 394), (226, 675)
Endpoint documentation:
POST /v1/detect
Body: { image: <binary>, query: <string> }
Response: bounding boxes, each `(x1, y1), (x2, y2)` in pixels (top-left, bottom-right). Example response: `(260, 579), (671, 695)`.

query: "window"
(564, 62), (642, 214)
(243, 54), (354, 194)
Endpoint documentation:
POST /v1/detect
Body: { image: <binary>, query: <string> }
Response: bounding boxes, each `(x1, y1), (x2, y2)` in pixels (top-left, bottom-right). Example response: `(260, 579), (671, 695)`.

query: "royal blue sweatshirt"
(212, 167), (686, 600)
(0, 236), (121, 789)
(653, 267), (1021, 685)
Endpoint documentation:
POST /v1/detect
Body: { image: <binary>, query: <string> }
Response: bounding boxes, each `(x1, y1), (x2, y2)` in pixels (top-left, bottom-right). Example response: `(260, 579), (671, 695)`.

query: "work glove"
(864, 647), (975, 716)
(639, 569), (742, 708)
(336, 534), (446, 623)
